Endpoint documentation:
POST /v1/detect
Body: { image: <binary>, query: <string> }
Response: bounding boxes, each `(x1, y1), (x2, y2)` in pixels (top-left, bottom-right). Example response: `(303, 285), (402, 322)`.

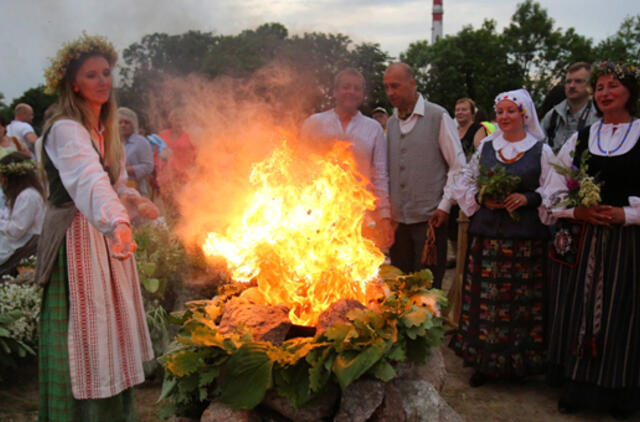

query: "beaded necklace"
(596, 118), (634, 155)
(497, 148), (524, 164)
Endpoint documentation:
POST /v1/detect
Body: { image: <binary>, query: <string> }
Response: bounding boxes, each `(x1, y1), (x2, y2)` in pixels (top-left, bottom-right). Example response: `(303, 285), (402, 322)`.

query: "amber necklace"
(497, 148), (524, 163)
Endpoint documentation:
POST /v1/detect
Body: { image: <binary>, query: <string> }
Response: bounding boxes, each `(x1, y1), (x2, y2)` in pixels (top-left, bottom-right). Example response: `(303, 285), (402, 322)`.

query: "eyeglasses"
(565, 78), (587, 85)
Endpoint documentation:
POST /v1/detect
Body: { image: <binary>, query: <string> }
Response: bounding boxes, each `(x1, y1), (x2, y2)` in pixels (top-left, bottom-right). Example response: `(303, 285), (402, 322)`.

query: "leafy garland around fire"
(158, 267), (447, 417)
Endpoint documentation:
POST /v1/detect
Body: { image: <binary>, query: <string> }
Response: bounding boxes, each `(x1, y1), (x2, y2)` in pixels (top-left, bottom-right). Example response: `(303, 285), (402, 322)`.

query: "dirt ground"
(1, 268), (638, 422)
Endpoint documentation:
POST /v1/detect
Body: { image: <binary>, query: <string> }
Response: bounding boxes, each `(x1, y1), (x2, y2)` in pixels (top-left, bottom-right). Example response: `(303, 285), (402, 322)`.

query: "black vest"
(468, 140), (550, 239)
(574, 125), (640, 207)
(42, 125), (114, 207)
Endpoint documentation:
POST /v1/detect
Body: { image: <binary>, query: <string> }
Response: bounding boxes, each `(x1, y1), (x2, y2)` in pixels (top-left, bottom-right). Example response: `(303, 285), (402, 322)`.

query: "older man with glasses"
(541, 62), (599, 150)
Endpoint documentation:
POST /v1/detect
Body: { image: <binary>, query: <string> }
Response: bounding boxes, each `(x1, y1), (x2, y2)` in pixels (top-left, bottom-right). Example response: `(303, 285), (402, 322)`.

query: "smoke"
(144, 62), (322, 247)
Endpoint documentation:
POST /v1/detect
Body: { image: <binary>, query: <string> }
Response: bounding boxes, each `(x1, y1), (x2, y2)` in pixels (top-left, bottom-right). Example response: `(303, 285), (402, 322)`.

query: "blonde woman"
(36, 33), (153, 421)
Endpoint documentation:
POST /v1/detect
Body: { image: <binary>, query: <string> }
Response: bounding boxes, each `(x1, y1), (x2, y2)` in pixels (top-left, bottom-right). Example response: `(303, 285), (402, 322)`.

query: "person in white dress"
(36, 33), (153, 421)
(0, 152), (45, 275)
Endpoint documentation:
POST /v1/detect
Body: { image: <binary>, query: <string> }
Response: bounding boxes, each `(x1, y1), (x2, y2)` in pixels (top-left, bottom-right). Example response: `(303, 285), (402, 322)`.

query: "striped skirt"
(449, 235), (547, 378)
(547, 223), (640, 406)
(38, 246), (138, 422)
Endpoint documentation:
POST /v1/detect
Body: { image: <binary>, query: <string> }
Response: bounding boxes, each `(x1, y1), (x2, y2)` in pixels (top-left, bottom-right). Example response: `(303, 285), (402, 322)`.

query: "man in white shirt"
(383, 62), (466, 288)
(300, 68), (393, 250)
(7, 103), (37, 154)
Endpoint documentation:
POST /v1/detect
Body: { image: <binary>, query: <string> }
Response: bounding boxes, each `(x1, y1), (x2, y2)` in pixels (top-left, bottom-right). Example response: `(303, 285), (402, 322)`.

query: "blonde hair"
(43, 53), (122, 182)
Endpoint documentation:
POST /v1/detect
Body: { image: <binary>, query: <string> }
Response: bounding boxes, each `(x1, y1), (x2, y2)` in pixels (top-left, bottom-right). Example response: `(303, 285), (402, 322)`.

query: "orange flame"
(202, 141), (385, 325)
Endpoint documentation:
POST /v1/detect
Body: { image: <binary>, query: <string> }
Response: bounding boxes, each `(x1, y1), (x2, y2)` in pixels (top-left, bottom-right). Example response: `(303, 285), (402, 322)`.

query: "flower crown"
(0, 160), (37, 176)
(590, 61), (640, 87)
(494, 94), (529, 119)
(43, 32), (118, 95)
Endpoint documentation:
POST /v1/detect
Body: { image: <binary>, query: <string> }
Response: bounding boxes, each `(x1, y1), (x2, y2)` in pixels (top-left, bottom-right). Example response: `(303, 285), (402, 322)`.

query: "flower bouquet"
(550, 149), (601, 208)
(476, 164), (521, 220)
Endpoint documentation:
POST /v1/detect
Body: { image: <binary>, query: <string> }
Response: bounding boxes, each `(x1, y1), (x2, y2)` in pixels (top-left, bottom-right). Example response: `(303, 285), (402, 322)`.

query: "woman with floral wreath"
(0, 152), (45, 276)
(36, 33), (153, 421)
(449, 89), (555, 387)
(544, 61), (640, 419)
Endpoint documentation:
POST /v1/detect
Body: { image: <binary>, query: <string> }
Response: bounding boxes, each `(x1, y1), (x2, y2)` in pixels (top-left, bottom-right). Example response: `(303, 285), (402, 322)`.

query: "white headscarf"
(485, 88), (545, 142)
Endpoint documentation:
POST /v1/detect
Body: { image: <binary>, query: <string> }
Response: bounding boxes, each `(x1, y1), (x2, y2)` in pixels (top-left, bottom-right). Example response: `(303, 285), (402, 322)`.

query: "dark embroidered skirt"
(547, 223), (640, 410)
(449, 235), (547, 378)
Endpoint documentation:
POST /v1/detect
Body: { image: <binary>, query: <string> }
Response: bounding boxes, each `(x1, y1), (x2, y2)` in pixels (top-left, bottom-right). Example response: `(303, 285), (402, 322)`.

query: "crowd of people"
(303, 59), (639, 420)
(0, 30), (638, 421)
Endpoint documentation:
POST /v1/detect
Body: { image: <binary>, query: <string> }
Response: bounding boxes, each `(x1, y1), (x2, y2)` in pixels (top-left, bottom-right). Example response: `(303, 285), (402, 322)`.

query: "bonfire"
(159, 140), (447, 419)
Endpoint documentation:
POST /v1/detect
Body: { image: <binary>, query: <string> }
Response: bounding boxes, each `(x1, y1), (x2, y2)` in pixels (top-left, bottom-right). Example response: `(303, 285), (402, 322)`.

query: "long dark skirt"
(547, 222), (640, 411)
(449, 235), (547, 378)
(38, 247), (138, 422)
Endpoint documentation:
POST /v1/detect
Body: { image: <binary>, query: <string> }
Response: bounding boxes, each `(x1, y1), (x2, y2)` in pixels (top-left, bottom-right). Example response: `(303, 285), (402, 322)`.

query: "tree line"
(2, 0), (639, 130)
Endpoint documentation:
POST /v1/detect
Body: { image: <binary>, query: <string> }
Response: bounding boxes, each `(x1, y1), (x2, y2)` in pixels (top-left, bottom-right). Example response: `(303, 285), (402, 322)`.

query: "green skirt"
(38, 246), (138, 422)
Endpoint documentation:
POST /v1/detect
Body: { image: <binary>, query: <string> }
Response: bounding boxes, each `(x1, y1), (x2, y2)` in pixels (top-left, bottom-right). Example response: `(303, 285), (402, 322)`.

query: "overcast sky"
(1, 0), (638, 103)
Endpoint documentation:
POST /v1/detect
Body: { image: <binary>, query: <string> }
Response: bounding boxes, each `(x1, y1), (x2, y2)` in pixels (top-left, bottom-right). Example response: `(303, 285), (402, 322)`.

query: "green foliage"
(0, 310), (35, 381)
(401, 1), (638, 114)
(134, 223), (189, 307)
(476, 165), (521, 204)
(143, 300), (171, 379)
(118, 23), (391, 121)
(402, 20), (523, 115)
(0, 279), (42, 347)
(158, 269), (446, 417)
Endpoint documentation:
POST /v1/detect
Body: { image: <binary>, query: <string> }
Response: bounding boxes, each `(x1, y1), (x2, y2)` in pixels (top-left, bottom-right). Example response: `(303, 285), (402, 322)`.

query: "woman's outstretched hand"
(111, 223), (137, 260)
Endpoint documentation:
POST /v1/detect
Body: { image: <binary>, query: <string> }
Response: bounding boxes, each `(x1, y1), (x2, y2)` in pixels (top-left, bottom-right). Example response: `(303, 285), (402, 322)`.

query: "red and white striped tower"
(431, 0), (443, 44)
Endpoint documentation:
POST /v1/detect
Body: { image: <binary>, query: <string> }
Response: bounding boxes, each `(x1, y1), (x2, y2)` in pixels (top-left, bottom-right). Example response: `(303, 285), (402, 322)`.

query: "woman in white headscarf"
(449, 89), (555, 387)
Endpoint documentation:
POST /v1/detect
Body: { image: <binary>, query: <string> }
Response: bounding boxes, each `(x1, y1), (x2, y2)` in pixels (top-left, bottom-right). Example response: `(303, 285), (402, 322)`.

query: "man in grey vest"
(383, 63), (465, 288)
(541, 62), (598, 151)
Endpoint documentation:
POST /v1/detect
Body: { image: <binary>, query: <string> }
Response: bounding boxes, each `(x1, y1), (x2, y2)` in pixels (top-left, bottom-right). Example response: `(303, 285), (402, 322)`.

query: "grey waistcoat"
(387, 100), (447, 224)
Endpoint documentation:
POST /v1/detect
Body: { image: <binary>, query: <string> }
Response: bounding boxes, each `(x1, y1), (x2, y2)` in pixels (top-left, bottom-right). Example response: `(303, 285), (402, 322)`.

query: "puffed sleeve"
(541, 132), (578, 221)
(452, 145), (481, 217)
(370, 124), (391, 219)
(44, 120), (130, 235)
(0, 189), (43, 239)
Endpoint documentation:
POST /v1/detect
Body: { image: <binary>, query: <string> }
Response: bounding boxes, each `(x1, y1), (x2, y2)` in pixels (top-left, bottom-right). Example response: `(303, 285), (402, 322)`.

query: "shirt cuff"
(552, 208), (576, 219)
(438, 198), (454, 214)
(623, 206), (639, 225)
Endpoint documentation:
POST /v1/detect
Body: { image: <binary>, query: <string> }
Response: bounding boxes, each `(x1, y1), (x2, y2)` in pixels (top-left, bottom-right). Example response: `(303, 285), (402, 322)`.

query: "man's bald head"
(384, 62), (415, 82)
(14, 103), (34, 123)
(383, 63), (418, 114)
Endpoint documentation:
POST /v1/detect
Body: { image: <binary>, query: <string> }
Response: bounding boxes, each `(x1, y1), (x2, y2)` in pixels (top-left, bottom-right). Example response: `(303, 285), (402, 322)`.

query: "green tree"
(594, 14), (640, 62)
(401, 20), (523, 115)
(118, 23), (391, 122)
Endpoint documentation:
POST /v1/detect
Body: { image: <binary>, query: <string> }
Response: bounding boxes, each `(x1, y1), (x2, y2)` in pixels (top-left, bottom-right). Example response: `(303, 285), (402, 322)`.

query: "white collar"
(393, 93), (424, 120)
(491, 133), (538, 161)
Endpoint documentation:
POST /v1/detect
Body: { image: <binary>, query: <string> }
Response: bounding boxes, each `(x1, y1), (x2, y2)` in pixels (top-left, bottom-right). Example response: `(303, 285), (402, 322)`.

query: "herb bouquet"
(476, 164), (521, 220)
(550, 149), (601, 208)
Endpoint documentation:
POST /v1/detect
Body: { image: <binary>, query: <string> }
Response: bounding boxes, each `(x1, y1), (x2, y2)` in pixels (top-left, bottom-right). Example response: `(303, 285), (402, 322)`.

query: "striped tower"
(431, 0), (443, 44)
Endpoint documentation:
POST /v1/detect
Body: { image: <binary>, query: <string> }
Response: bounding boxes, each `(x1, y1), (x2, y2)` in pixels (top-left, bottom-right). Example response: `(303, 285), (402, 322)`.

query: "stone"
(334, 378), (385, 422)
(316, 298), (366, 333)
(370, 382), (406, 422)
(393, 380), (465, 422)
(200, 402), (261, 422)
(219, 296), (291, 345)
(394, 347), (447, 392)
(262, 386), (339, 422)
